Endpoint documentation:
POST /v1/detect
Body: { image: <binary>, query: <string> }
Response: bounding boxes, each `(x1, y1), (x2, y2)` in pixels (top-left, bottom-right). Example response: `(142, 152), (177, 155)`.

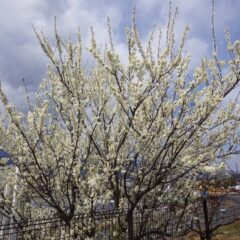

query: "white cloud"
(0, 79), (27, 110)
(185, 37), (209, 69)
(137, 0), (161, 13)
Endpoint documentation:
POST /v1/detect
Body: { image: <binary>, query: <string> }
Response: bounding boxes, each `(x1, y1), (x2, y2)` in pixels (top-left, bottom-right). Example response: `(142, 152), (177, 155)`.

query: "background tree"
(0, 4), (240, 239)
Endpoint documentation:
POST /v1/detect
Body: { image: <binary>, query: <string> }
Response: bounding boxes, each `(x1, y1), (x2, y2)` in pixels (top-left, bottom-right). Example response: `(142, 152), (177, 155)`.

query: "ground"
(212, 220), (240, 239)
(188, 220), (240, 239)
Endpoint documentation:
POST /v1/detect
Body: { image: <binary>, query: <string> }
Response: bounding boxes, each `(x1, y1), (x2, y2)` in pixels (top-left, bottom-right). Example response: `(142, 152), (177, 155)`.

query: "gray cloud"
(0, 0), (123, 106)
(0, 0), (69, 91)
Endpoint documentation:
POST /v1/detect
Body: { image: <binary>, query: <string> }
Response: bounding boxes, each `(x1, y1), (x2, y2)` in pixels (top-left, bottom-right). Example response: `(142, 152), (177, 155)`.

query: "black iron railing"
(0, 196), (240, 240)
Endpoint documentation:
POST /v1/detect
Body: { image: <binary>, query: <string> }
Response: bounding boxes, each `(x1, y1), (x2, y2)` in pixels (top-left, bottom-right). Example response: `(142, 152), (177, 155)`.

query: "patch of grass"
(212, 220), (240, 239)
(187, 220), (240, 239)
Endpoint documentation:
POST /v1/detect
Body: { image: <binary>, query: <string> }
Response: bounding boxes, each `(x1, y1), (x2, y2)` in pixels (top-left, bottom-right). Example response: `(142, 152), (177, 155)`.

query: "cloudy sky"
(1, 0), (240, 102)
(0, 0), (240, 169)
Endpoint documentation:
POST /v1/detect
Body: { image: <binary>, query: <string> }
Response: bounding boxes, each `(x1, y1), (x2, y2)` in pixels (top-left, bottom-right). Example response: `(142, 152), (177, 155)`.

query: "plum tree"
(0, 5), (240, 239)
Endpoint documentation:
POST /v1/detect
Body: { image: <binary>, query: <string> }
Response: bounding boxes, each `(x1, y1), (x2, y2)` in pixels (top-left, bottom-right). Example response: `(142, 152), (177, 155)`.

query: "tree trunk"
(127, 210), (134, 240)
(202, 190), (211, 240)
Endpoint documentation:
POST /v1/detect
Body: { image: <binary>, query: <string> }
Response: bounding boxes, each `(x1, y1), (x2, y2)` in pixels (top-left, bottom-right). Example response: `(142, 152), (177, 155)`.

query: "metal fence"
(0, 208), (192, 240)
(0, 196), (240, 240)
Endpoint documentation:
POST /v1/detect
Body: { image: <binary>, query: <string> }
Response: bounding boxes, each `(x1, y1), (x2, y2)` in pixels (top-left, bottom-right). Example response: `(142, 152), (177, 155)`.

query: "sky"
(0, 0), (240, 170)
